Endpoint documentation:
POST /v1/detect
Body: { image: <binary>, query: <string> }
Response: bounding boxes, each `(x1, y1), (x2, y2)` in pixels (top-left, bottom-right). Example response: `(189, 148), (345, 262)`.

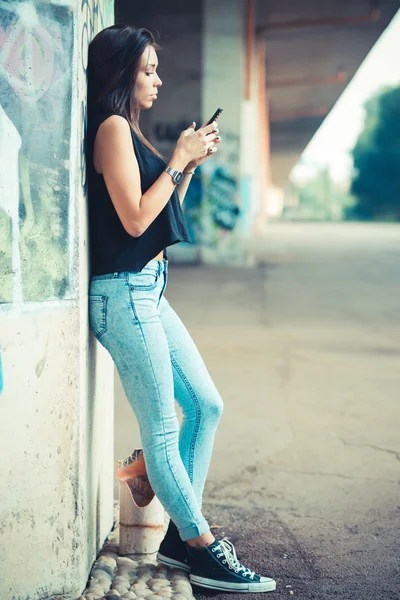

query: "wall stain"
(35, 357), (46, 378)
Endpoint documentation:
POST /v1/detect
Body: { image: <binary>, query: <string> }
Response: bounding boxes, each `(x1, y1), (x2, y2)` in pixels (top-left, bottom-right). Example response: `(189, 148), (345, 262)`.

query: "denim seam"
(157, 270), (168, 307)
(171, 355), (202, 485)
(131, 283), (159, 291)
(127, 289), (202, 526)
(89, 295), (108, 338)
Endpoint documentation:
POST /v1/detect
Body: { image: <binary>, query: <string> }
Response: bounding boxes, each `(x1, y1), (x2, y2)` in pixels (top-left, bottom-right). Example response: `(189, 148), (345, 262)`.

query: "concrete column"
(200, 0), (244, 262)
(0, 2), (114, 598)
(255, 37), (272, 235)
(239, 0), (259, 239)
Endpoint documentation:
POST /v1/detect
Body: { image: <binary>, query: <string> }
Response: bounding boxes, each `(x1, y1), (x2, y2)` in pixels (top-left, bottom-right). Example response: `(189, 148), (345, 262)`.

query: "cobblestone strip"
(77, 503), (195, 600)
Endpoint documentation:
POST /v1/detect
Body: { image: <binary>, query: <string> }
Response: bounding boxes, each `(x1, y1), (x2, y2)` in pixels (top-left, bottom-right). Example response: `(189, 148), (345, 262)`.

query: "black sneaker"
(157, 520), (191, 572)
(186, 537), (276, 592)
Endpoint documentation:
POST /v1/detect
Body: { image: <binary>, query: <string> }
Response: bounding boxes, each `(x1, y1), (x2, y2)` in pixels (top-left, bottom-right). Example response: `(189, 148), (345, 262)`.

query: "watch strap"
(164, 166), (183, 184)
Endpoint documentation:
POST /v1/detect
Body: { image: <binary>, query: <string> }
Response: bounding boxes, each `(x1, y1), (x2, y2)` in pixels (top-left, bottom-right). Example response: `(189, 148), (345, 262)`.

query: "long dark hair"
(87, 24), (161, 157)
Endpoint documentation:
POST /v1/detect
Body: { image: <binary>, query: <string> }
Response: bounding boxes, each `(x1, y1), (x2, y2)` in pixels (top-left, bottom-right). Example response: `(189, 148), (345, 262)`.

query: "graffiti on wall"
(201, 128), (241, 244)
(198, 165), (240, 247)
(0, 0), (113, 304)
(0, 1), (74, 303)
(208, 167), (240, 231)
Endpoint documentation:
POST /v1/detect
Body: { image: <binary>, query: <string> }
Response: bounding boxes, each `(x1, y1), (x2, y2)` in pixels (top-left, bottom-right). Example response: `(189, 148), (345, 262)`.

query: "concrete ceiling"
(256, 0), (400, 186)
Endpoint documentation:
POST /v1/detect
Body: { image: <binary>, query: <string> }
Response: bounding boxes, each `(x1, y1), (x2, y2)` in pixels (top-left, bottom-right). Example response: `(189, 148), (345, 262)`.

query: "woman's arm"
(94, 115), (217, 237)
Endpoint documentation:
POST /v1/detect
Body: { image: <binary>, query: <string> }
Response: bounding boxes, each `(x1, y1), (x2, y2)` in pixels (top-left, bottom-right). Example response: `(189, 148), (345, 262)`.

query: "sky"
(291, 9), (400, 184)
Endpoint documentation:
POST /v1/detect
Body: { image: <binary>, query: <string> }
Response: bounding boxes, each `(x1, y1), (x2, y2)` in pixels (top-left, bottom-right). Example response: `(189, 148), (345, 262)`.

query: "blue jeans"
(89, 259), (224, 542)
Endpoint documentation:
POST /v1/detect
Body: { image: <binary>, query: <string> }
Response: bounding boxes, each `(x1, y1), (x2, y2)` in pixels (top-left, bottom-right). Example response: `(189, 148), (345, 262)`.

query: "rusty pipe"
(269, 70), (348, 88)
(245, 0), (255, 100)
(257, 7), (381, 34)
(270, 105), (330, 121)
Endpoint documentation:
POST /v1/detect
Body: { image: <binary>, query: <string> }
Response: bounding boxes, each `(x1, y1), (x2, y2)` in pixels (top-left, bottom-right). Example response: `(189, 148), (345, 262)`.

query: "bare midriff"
(152, 249), (165, 261)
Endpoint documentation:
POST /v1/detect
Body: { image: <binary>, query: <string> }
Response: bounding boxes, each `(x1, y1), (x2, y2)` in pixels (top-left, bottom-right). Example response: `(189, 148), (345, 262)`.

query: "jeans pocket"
(130, 270), (159, 291)
(89, 294), (108, 339)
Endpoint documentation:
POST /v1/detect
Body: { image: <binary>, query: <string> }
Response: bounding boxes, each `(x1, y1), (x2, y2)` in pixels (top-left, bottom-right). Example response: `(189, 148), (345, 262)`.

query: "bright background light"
(291, 9), (400, 185)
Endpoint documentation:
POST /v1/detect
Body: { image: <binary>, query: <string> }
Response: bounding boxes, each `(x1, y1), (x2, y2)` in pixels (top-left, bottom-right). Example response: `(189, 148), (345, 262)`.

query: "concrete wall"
(0, 1), (114, 598)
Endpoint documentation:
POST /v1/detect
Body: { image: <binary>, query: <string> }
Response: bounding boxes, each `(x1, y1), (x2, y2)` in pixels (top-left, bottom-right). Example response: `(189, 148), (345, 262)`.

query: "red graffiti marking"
(0, 17), (54, 102)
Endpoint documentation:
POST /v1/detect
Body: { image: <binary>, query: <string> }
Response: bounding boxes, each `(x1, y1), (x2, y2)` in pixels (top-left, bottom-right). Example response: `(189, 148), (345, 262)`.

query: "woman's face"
(134, 45), (162, 109)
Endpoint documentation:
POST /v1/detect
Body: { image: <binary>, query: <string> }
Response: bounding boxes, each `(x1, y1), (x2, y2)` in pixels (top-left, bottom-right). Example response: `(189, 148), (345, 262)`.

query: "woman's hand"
(175, 121), (220, 167)
(185, 121), (222, 170)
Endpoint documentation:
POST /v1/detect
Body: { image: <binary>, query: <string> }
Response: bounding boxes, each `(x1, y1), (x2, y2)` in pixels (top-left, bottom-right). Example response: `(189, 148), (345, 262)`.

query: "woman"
(86, 24), (276, 593)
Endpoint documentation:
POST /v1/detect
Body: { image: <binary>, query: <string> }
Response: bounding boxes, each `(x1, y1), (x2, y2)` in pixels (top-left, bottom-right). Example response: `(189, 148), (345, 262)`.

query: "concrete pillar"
(201, 0), (262, 263)
(239, 0), (259, 239)
(0, 1), (114, 597)
(255, 37), (272, 235)
(200, 0), (244, 262)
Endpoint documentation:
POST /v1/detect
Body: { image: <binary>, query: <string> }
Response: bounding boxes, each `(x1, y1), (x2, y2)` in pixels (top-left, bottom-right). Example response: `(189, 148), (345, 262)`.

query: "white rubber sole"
(156, 552), (191, 572)
(190, 574), (277, 592)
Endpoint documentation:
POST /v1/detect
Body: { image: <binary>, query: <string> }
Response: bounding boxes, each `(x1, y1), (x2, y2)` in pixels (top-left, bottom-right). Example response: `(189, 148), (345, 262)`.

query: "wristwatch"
(164, 166), (184, 185)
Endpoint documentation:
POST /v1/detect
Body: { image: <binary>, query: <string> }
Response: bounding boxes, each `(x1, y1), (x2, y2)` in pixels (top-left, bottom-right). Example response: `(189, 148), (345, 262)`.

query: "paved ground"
(114, 222), (400, 600)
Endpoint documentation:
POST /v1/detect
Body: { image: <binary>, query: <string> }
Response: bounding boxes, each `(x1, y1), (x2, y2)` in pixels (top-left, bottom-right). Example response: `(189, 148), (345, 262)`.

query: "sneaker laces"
(214, 538), (255, 579)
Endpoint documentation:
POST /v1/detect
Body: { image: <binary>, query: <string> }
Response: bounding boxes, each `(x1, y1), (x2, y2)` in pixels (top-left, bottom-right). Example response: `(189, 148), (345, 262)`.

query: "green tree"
(350, 85), (400, 220)
(289, 166), (354, 221)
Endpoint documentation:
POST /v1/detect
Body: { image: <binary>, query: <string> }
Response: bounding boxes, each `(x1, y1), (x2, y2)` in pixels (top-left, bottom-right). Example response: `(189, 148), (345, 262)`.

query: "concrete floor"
(114, 222), (400, 599)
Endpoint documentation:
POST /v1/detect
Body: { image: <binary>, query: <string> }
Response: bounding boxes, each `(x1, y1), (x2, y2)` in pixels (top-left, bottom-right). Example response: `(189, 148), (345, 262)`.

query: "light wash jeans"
(88, 259), (224, 542)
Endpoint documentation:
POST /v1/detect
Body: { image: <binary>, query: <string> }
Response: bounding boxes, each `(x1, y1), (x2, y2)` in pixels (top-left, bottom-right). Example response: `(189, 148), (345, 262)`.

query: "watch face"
(175, 172), (184, 184)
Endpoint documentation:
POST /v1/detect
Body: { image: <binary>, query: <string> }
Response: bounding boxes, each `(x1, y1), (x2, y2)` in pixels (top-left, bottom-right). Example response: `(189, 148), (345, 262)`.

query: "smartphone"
(204, 107), (223, 127)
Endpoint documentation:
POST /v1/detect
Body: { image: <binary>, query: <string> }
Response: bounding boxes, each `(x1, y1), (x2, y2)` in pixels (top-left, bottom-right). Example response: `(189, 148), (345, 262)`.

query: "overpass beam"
(256, 6), (381, 34)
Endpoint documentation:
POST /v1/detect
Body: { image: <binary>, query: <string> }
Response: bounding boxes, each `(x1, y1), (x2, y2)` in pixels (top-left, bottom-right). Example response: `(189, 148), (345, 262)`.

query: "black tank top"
(86, 112), (192, 275)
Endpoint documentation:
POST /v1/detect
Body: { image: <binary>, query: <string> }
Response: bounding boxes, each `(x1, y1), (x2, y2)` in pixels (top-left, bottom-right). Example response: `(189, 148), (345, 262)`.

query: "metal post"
(256, 38), (272, 234)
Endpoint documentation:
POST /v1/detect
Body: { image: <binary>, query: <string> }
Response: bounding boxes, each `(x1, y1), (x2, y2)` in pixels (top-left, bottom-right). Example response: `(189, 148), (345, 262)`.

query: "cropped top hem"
(90, 237), (189, 276)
